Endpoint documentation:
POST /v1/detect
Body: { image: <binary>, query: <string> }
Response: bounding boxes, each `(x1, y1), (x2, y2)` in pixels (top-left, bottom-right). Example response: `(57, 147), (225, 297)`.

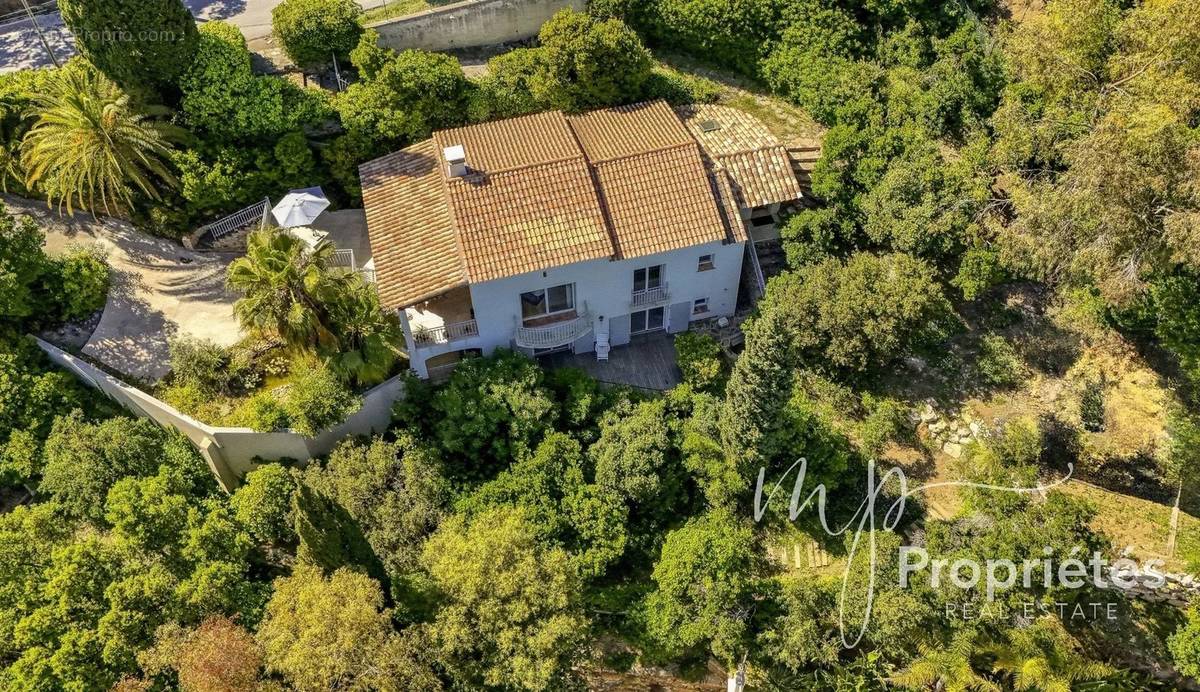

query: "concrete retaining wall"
(367, 0), (585, 52)
(34, 338), (405, 491)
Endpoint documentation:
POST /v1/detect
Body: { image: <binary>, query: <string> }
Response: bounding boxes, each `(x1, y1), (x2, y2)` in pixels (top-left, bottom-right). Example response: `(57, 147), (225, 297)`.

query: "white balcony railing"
(413, 319), (479, 347)
(515, 311), (592, 349)
(631, 283), (670, 308)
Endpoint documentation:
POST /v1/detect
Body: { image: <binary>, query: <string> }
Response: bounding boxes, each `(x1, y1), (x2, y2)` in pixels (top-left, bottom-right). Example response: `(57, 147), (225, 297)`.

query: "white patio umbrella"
(271, 186), (330, 228)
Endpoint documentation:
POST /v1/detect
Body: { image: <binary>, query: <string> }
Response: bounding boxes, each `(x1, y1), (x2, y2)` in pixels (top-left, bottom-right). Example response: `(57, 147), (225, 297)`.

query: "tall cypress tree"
(59, 0), (199, 94)
(720, 307), (795, 469)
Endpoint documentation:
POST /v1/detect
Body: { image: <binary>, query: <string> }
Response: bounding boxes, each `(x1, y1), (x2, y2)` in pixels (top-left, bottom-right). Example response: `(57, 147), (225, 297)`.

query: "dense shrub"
(642, 0), (788, 74)
(639, 66), (722, 105)
(761, 252), (955, 376)
(272, 0), (363, 68)
(45, 246), (109, 321)
(335, 48), (472, 149)
(0, 208), (50, 323)
(180, 22), (331, 142)
(673, 331), (725, 394)
(976, 333), (1024, 388)
(1080, 377), (1106, 432)
(473, 49), (546, 120)
(281, 365), (360, 437)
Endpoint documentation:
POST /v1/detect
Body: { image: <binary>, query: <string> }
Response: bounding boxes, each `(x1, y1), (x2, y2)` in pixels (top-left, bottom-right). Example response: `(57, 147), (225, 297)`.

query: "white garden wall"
(34, 338), (405, 491)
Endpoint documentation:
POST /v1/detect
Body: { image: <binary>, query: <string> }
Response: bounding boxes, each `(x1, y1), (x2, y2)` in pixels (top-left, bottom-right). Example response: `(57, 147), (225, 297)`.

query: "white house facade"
(359, 100), (804, 379)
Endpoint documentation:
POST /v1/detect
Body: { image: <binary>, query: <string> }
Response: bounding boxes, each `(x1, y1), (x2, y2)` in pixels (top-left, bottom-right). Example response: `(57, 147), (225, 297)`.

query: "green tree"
(256, 565), (437, 690)
(226, 228), (348, 352)
(426, 350), (557, 474)
(335, 49), (472, 149)
(21, 62), (181, 216)
(230, 463), (298, 547)
(644, 510), (763, 676)
(529, 9), (653, 111)
(180, 22), (329, 143)
(291, 482), (386, 583)
(719, 306), (794, 470)
(321, 279), (404, 387)
(59, 0), (199, 92)
(423, 507), (588, 690)
(462, 432), (627, 579)
(40, 414), (166, 521)
(0, 208), (49, 321)
(894, 630), (997, 691)
(989, 617), (1112, 691)
(310, 436), (449, 580)
(271, 0), (362, 68)
(762, 253), (953, 376)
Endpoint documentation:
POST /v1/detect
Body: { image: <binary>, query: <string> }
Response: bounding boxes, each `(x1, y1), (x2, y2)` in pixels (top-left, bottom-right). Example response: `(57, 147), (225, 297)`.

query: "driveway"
(4, 195), (243, 383)
(0, 0), (389, 72)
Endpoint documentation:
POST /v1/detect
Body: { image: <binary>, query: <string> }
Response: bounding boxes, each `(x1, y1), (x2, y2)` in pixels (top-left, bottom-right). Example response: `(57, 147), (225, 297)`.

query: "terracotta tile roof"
(675, 104), (803, 208)
(568, 101), (694, 162)
(361, 100), (792, 309)
(716, 147), (803, 208)
(433, 111), (581, 173)
(709, 168), (749, 244)
(447, 158), (613, 282)
(593, 145), (729, 259)
(360, 140), (465, 308)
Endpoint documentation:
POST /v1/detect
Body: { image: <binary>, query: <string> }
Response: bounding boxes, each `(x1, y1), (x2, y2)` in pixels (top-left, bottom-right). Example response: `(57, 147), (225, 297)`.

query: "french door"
(630, 306), (665, 334)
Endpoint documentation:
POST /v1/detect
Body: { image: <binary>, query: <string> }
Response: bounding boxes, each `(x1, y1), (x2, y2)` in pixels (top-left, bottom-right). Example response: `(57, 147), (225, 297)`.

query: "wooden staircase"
(785, 138), (822, 207)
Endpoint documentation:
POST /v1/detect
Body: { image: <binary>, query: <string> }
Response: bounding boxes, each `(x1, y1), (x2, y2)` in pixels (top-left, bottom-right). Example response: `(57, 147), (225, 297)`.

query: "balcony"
(413, 319), (479, 347)
(515, 311), (592, 349)
(631, 283), (670, 308)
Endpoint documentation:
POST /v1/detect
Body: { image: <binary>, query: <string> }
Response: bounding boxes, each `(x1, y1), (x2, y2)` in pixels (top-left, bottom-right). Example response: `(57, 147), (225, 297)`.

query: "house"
(359, 100), (803, 380)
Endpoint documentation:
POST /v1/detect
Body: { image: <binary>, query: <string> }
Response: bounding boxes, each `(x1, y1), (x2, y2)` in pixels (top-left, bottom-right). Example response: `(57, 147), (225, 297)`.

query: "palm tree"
(20, 61), (180, 216)
(893, 630), (999, 692)
(322, 278), (404, 387)
(988, 617), (1112, 691)
(227, 228), (350, 352)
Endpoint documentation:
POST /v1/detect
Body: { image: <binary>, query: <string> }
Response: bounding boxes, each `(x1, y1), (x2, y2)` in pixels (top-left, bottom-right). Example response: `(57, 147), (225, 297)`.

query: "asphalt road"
(0, 0), (389, 72)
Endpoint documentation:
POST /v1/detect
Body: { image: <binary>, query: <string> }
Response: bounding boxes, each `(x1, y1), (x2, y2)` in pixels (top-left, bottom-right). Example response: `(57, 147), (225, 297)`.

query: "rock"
(928, 421), (946, 434)
(969, 422), (981, 436)
(943, 442), (963, 458)
(957, 427), (971, 438)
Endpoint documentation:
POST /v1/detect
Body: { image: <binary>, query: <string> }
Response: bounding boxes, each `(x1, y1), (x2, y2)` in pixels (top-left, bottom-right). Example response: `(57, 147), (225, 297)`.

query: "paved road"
(0, 0), (389, 73)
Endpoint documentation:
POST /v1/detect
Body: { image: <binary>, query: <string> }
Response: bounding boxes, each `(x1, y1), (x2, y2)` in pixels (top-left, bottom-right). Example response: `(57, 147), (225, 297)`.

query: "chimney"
(443, 144), (467, 178)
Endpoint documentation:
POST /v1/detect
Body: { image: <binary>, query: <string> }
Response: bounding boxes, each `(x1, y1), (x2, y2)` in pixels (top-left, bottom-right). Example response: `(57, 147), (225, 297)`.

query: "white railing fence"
(329, 248), (357, 270)
(515, 310), (591, 349)
(413, 319), (479, 347)
(748, 242), (767, 299)
(631, 283), (670, 308)
(194, 197), (271, 246)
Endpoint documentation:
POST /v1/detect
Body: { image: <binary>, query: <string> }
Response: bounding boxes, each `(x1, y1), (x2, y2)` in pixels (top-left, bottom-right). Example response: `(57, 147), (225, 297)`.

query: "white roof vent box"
(443, 144), (467, 178)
